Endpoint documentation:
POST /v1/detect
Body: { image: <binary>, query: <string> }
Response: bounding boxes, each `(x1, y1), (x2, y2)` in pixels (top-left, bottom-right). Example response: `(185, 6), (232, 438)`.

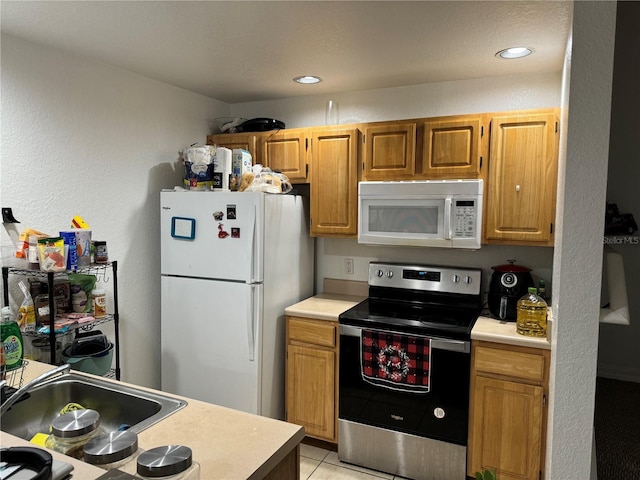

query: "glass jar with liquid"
(516, 287), (548, 337)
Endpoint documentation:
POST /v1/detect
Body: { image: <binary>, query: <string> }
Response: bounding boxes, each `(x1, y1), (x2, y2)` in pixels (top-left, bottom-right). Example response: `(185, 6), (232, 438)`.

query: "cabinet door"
(207, 133), (258, 161)
(484, 112), (558, 245)
(362, 122), (416, 180)
(310, 128), (359, 237)
(260, 130), (309, 183)
(468, 376), (544, 480)
(286, 343), (336, 442)
(419, 115), (485, 178)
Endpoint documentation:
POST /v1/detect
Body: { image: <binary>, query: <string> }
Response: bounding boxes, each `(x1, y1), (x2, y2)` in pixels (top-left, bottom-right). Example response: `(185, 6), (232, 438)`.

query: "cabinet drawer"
(474, 344), (546, 383)
(288, 317), (337, 348)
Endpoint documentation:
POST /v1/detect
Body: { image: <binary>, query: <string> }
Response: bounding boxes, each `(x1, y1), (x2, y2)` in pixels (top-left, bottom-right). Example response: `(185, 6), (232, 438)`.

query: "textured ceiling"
(1, 1), (573, 103)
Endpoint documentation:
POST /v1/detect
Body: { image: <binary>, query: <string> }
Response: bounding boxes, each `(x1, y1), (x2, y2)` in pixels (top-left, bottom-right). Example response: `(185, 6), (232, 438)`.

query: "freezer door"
(160, 190), (264, 282)
(161, 276), (263, 414)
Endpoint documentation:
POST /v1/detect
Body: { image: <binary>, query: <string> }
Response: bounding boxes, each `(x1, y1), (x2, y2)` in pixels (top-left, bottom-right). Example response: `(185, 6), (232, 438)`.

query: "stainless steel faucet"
(0, 364), (70, 415)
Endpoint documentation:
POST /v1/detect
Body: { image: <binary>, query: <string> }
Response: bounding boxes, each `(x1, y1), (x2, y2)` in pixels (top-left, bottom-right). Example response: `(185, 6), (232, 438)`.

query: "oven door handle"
(339, 324), (470, 353)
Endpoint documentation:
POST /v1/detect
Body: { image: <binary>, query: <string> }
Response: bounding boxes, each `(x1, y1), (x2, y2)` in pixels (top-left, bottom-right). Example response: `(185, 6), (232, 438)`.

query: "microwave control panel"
(453, 200), (477, 238)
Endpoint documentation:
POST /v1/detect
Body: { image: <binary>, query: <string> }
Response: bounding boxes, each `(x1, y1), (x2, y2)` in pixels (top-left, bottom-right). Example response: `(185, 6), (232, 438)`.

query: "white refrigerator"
(160, 189), (314, 419)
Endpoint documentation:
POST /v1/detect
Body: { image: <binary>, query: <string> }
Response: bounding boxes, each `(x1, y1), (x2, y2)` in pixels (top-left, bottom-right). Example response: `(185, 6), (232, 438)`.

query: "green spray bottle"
(1, 306), (24, 372)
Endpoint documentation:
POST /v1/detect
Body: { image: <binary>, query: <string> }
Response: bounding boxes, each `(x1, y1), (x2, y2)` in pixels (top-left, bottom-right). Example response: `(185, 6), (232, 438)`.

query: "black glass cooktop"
(339, 297), (481, 340)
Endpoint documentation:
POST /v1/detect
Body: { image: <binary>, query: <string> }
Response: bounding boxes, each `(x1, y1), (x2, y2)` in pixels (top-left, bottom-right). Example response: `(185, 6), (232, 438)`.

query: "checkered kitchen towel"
(361, 330), (431, 393)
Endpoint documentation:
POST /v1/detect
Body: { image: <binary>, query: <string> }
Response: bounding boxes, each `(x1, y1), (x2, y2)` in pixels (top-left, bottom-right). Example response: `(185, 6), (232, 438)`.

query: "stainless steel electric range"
(338, 262), (483, 480)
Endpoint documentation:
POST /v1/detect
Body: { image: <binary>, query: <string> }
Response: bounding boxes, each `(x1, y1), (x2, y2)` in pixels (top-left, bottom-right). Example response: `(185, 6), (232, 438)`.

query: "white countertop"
(471, 313), (552, 350)
(284, 292), (366, 321)
(286, 291), (552, 350)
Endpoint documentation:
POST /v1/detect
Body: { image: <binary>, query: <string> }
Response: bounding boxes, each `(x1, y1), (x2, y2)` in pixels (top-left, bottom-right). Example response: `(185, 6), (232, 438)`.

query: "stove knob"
(451, 274), (460, 283)
(464, 276), (472, 284)
(376, 269), (384, 278)
(386, 270), (394, 278)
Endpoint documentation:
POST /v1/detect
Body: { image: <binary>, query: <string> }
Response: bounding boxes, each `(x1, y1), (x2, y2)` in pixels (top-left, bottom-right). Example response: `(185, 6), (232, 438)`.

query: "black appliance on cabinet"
(487, 260), (534, 321)
(236, 118), (285, 132)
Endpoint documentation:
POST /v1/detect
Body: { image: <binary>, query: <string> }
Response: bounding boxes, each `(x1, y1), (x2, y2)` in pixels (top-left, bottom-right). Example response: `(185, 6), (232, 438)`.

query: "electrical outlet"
(344, 258), (354, 275)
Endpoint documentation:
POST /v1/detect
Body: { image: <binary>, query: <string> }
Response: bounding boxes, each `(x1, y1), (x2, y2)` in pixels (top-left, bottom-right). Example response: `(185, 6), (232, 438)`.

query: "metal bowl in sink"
(1, 373), (187, 441)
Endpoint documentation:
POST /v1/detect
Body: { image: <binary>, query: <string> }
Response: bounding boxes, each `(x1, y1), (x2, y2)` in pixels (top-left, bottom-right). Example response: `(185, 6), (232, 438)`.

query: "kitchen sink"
(1, 373), (187, 441)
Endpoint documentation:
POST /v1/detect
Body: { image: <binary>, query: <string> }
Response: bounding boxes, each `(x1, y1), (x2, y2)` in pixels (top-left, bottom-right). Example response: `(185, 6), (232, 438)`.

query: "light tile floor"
(300, 442), (409, 480)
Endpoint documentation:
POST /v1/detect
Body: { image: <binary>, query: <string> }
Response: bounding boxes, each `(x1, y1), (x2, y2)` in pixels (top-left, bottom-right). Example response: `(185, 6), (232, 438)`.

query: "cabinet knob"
(515, 184), (521, 192)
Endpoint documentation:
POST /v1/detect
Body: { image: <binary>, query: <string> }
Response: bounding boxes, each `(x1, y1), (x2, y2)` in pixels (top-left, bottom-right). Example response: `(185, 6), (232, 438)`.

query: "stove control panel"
(369, 262), (482, 295)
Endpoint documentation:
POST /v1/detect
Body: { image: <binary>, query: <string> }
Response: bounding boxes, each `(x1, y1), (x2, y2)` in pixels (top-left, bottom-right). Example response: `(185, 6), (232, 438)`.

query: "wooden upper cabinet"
(206, 108), (559, 243)
(259, 129), (309, 183)
(418, 115), (485, 178)
(484, 111), (559, 245)
(207, 133), (258, 162)
(362, 122), (416, 180)
(310, 127), (360, 237)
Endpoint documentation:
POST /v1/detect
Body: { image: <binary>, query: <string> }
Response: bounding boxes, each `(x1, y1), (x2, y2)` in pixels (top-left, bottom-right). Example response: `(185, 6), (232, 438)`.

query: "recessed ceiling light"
(293, 75), (321, 84)
(496, 47), (533, 59)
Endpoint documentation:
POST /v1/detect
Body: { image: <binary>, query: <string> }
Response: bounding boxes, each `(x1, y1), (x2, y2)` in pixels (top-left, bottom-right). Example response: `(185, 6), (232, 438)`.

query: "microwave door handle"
(444, 198), (452, 239)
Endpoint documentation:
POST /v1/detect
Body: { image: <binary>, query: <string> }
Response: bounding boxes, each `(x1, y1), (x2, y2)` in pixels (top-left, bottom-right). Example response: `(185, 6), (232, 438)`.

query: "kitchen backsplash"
(316, 237), (554, 305)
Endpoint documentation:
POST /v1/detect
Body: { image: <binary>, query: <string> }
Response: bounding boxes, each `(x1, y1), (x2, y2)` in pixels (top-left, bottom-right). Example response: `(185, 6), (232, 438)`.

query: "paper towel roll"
(600, 246), (630, 325)
(213, 147), (232, 191)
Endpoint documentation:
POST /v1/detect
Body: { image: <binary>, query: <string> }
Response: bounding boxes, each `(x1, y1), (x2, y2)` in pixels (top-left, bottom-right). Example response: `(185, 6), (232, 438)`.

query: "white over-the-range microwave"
(358, 179), (483, 249)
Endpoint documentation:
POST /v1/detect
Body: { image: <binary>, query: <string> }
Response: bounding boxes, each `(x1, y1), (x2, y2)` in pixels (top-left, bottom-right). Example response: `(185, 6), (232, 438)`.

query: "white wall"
(547, 2), (616, 479)
(231, 72), (561, 129)
(0, 35), (229, 388)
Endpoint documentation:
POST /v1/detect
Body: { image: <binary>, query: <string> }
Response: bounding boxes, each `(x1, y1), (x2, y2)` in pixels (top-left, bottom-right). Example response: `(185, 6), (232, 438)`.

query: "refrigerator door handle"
(249, 205), (258, 283)
(247, 286), (256, 361)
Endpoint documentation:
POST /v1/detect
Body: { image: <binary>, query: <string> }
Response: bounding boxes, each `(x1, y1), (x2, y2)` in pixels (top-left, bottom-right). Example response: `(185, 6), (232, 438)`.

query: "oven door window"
(339, 332), (470, 445)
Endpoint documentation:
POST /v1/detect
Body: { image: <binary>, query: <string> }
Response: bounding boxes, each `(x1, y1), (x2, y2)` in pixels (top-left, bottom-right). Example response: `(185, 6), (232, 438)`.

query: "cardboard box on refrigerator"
(231, 149), (253, 191)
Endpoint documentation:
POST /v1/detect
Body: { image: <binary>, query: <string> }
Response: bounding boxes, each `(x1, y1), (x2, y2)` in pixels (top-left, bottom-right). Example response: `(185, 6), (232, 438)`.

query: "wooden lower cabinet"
(263, 444), (300, 480)
(285, 316), (338, 443)
(468, 341), (550, 480)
